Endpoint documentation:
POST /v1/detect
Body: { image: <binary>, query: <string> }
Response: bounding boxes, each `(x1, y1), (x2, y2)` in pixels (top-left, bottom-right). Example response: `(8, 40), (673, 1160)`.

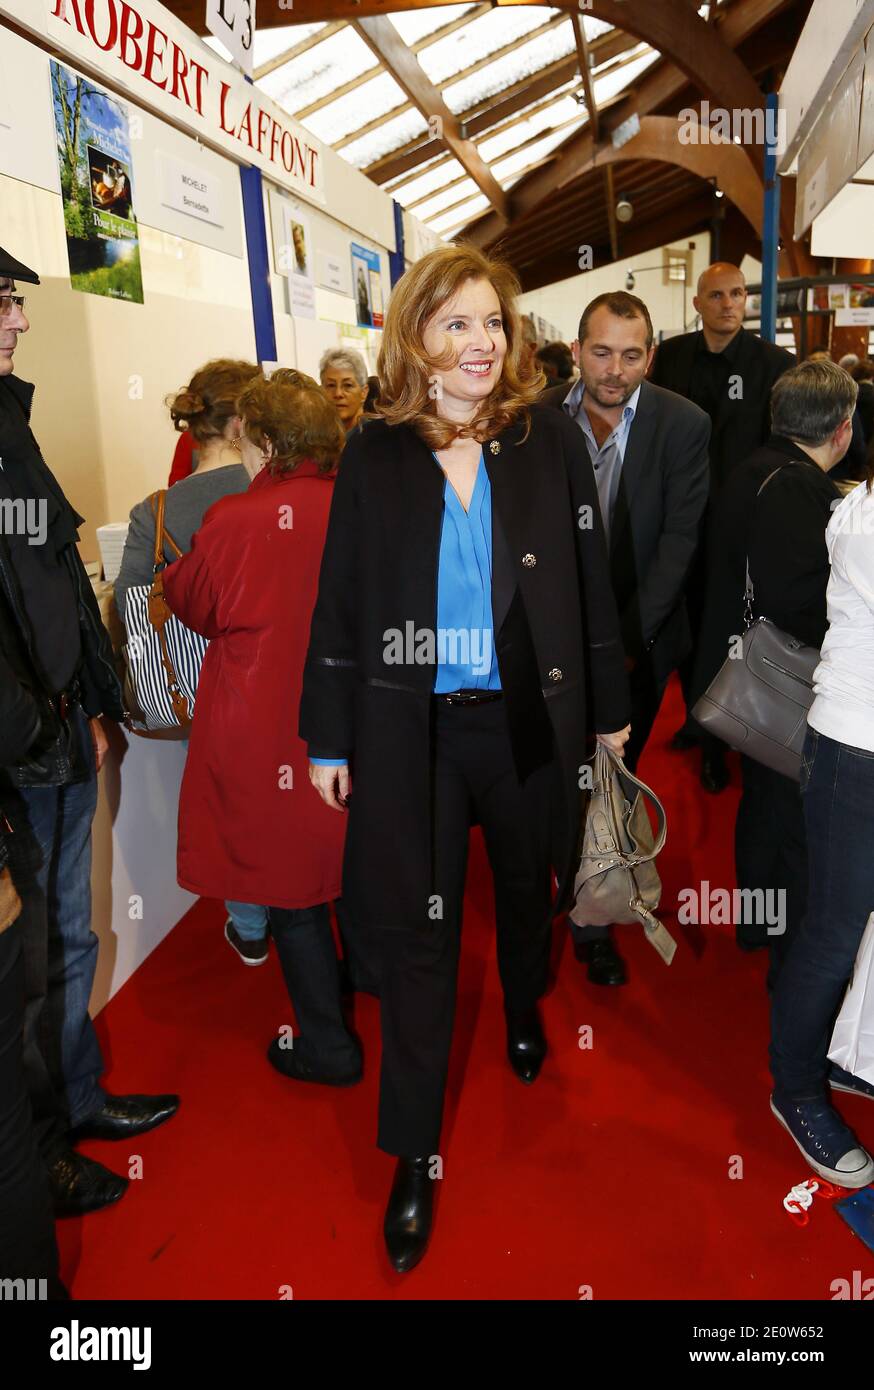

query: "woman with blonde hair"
(301, 244), (631, 1271)
(162, 375), (362, 1084)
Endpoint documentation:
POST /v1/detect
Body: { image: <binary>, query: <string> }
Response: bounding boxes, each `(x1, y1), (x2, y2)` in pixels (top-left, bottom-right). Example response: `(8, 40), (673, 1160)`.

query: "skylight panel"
(414, 178), (479, 222)
(592, 48), (659, 104)
(302, 71), (408, 145)
(418, 7), (560, 86)
(343, 109), (430, 168)
(392, 158), (466, 206)
(253, 24), (326, 68)
(258, 27), (378, 113)
(443, 22), (576, 113)
(388, 5), (478, 46)
(429, 193), (489, 234)
(492, 120), (585, 182)
(477, 91), (581, 161)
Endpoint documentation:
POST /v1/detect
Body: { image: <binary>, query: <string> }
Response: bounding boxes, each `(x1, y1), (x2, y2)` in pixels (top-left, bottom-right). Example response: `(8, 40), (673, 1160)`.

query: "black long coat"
(299, 404), (631, 931)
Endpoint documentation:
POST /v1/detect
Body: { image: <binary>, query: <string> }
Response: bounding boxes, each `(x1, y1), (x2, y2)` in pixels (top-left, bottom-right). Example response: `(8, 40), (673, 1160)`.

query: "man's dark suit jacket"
(541, 378), (710, 684)
(649, 327), (795, 493)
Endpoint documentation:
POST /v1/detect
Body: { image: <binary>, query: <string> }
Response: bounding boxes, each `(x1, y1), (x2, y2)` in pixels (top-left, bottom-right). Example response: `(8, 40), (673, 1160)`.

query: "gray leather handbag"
(692, 467), (819, 782)
(570, 744), (676, 965)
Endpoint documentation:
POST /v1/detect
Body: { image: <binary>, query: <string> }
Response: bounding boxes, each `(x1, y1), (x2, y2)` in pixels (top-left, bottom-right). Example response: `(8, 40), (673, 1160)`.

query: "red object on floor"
(59, 679), (874, 1299)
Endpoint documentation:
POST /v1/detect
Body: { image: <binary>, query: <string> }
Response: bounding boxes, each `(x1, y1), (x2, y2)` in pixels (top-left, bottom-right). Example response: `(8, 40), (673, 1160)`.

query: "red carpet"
(58, 680), (874, 1299)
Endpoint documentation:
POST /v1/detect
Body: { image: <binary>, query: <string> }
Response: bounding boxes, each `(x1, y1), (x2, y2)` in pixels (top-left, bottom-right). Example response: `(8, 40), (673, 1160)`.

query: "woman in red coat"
(163, 374), (361, 1085)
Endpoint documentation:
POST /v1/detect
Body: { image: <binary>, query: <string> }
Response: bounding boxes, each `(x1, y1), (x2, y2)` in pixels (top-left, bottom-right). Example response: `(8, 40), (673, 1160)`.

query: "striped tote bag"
(121, 490), (208, 739)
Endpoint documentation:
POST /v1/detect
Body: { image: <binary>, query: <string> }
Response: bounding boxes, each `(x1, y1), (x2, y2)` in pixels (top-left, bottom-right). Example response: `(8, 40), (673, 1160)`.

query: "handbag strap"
(744, 462), (805, 627)
(148, 491), (184, 570)
(595, 743), (667, 865)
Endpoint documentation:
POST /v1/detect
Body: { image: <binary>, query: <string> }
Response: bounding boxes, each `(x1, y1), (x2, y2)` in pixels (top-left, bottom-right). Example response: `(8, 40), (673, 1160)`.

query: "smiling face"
(694, 264), (747, 340)
(578, 305), (653, 410)
(321, 366), (368, 428)
(0, 276), (29, 377)
(421, 276), (507, 421)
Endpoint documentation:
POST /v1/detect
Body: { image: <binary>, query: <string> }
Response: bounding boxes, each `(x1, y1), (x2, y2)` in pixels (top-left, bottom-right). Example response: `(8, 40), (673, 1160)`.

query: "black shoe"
(48, 1149), (128, 1217)
(72, 1093), (180, 1142)
(700, 746), (729, 794)
(224, 917), (268, 966)
(266, 1037), (362, 1086)
(505, 1005), (547, 1084)
(575, 938), (627, 986)
(384, 1156), (434, 1273)
(670, 722), (700, 751)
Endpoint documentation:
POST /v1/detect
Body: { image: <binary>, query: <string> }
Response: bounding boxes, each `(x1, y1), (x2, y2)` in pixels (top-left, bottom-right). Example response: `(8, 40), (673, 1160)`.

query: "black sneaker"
(224, 918), (268, 966)
(830, 1064), (874, 1101)
(770, 1092), (874, 1187)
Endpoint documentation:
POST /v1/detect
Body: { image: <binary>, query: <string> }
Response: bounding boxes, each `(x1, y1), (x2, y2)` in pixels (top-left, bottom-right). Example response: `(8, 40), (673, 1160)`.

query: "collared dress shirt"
(560, 379), (641, 546)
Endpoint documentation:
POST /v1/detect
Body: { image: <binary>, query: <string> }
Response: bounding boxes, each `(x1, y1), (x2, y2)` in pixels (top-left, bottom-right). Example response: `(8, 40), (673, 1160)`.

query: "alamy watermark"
(0, 496), (48, 546)
(677, 881), (786, 936)
(383, 622), (492, 676)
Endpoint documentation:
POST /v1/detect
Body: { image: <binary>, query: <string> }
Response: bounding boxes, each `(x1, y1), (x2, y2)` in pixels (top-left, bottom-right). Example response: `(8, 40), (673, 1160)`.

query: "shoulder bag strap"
(148, 491), (184, 568)
(743, 464), (790, 629)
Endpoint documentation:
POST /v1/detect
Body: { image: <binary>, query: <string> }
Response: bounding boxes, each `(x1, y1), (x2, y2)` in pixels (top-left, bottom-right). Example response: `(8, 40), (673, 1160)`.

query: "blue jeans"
(770, 727), (874, 1098)
(3, 708), (105, 1135)
(225, 900), (268, 942)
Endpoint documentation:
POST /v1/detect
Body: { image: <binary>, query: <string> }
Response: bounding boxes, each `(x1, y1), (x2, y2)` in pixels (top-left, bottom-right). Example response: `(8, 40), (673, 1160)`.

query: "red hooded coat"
(162, 462), (345, 908)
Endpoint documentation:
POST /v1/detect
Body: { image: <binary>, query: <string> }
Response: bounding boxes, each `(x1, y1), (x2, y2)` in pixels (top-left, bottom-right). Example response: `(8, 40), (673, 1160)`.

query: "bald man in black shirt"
(650, 263), (794, 790)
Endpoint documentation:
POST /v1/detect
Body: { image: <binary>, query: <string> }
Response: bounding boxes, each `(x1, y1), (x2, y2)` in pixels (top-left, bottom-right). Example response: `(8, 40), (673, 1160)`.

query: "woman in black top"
(740, 362), (857, 985)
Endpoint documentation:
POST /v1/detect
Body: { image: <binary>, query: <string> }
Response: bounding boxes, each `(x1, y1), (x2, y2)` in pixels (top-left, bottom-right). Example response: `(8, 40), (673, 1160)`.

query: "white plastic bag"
(828, 913), (874, 1086)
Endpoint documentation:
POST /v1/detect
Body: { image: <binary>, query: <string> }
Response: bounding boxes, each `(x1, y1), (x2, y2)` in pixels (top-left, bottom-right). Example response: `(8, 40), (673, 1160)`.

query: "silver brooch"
(489, 440), (501, 455)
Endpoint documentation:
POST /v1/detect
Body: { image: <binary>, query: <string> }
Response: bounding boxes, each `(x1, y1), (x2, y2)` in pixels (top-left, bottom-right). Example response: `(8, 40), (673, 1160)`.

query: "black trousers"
(374, 698), (554, 1157)
(735, 755), (807, 979)
(0, 923), (66, 1296)
(570, 655), (666, 946)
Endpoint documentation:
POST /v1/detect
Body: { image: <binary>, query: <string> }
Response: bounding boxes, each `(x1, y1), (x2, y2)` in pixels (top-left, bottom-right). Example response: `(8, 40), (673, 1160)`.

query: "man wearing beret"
(0, 244), (178, 1219)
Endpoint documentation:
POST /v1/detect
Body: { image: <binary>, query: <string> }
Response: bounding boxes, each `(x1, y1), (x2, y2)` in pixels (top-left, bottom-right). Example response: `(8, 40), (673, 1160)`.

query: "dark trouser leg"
(376, 706), (471, 1158)
(334, 897), (381, 997)
(771, 730), (874, 1099)
(468, 709), (554, 1011)
(0, 922), (66, 1297)
(269, 903), (361, 1074)
(735, 757), (807, 961)
(570, 658), (665, 946)
(1, 795), (69, 1163)
(17, 717), (105, 1129)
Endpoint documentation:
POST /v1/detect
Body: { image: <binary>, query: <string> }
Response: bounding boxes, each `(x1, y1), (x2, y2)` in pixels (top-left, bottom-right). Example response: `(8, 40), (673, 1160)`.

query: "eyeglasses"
(0, 295), (26, 316)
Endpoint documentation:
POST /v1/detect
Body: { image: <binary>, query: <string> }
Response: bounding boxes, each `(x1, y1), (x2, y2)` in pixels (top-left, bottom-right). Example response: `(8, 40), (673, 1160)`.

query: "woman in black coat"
(300, 245), (631, 1272)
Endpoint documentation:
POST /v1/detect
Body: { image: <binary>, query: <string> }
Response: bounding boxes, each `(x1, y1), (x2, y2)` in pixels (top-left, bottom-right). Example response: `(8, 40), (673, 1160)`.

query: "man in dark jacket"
(650, 262), (795, 791)
(543, 291), (710, 985)
(0, 245), (178, 1217)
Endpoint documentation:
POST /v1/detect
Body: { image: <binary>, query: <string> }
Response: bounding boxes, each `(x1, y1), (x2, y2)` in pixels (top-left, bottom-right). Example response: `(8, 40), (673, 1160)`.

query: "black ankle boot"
(505, 1005), (547, 1083)
(384, 1156), (434, 1273)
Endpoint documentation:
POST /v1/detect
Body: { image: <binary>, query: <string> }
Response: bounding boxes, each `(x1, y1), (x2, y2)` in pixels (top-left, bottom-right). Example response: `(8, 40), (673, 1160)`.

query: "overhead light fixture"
(715, 187), (725, 198)
(625, 269), (636, 291)
(616, 194), (634, 223)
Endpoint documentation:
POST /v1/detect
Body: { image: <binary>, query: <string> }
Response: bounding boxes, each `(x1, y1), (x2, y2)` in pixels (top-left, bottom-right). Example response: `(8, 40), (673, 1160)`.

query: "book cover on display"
(50, 59), (144, 303)
(350, 243), (383, 329)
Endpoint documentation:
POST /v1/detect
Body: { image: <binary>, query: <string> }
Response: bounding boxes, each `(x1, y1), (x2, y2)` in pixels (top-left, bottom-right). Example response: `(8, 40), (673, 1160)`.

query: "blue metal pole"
(761, 91), (781, 344)
(240, 164), (278, 365)
(389, 199), (406, 286)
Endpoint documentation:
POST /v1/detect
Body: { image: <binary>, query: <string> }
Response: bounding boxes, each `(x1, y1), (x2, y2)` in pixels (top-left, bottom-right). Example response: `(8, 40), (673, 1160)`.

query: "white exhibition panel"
(0, 0), (397, 250)
(779, 0), (874, 172)
(811, 180), (874, 258)
(90, 730), (196, 1013)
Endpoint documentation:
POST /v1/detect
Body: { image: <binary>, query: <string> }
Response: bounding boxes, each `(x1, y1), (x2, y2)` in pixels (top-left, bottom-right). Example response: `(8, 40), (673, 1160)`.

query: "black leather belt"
(435, 689), (503, 706)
